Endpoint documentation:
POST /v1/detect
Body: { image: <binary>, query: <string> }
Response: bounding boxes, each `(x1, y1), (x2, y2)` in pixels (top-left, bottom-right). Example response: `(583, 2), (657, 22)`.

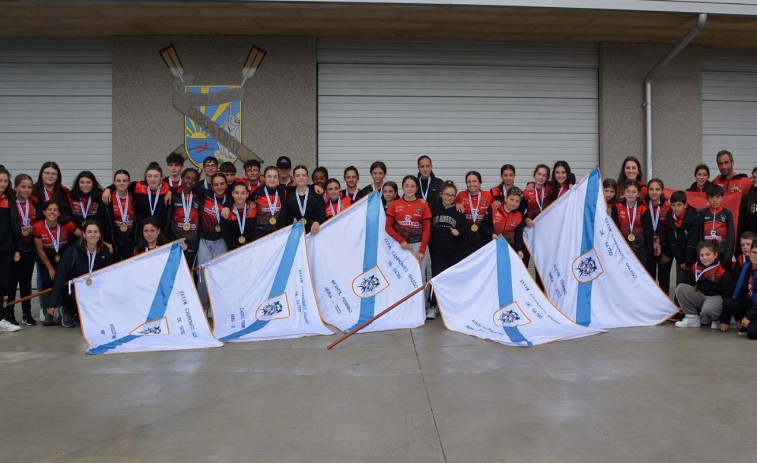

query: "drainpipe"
(644, 13), (707, 181)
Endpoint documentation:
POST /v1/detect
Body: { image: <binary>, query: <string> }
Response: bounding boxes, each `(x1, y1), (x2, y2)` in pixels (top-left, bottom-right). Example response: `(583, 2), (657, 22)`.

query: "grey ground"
(1, 310), (754, 463)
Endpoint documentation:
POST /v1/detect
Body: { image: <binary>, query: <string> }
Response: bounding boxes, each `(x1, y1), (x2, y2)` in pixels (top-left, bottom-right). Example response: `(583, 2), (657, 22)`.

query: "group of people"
(1, 149), (757, 338)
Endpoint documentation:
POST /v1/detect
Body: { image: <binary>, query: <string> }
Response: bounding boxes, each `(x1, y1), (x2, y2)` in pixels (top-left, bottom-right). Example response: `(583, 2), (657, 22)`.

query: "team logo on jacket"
(130, 317), (170, 336)
(572, 248), (603, 283)
(352, 265), (389, 298)
(255, 293), (290, 321)
(492, 302), (530, 328)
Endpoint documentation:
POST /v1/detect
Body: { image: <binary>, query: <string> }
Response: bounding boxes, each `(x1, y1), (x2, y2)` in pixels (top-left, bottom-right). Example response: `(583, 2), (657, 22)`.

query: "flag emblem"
(493, 302), (530, 328)
(255, 294), (290, 322)
(352, 266), (389, 298)
(572, 248), (603, 283)
(130, 317), (170, 336)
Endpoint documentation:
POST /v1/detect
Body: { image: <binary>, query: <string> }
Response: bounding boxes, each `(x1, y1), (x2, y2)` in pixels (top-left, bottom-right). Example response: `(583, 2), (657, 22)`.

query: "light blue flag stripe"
(220, 223), (304, 341)
(89, 242), (184, 354)
(347, 192), (380, 332)
(496, 238), (533, 346)
(575, 168), (600, 326)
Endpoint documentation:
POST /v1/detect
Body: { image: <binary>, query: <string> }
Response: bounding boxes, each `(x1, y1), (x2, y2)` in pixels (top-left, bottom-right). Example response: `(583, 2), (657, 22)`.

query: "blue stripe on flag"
(220, 223), (303, 341)
(348, 192), (380, 332)
(89, 242), (183, 354)
(496, 238), (532, 346)
(575, 168), (600, 326)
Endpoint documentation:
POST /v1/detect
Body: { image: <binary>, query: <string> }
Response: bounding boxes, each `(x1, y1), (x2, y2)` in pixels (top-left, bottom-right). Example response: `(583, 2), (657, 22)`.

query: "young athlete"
(698, 184), (735, 267)
(416, 155), (444, 202)
(242, 160), (263, 192)
(199, 156), (219, 194)
(524, 164), (551, 225)
(276, 156), (294, 187)
(0, 167), (20, 332)
(645, 179), (673, 295)
(196, 173), (230, 313)
(720, 233), (757, 332)
(31, 161), (71, 217)
(603, 178), (618, 216)
(664, 191), (700, 287)
(616, 156), (647, 202)
(360, 161), (387, 197)
(69, 171), (107, 232)
(324, 178), (350, 220)
(612, 181), (652, 266)
(382, 181), (399, 210)
(219, 162), (238, 189)
(222, 181), (257, 249)
(490, 164), (527, 215)
(164, 151), (185, 192)
(104, 170), (136, 262)
(687, 164), (711, 193)
(47, 220), (113, 328)
(456, 171), (494, 256)
(6, 174), (37, 326)
(482, 186), (525, 260)
(674, 240), (734, 328)
(250, 166), (287, 240)
(103, 162), (172, 228)
(545, 161), (575, 205)
(311, 166), (329, 191)
(134, 217), (170, 255)
(33, 200), (81, 326)
(285, 165), (326, 234)
(166, 168), (202, 266)
(341, 166), (364, 204)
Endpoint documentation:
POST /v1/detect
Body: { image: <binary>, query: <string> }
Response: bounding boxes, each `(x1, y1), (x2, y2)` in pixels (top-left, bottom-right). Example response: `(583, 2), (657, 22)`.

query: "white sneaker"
(425, 308), (437, 320)
(711, 321), (721, 330)
(0, 319), (21, 332)
(675, 314), (701, 328)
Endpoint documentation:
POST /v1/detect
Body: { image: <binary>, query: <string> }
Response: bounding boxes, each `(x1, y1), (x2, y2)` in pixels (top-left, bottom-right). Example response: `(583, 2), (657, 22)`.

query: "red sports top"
(385, 197), (432, 255)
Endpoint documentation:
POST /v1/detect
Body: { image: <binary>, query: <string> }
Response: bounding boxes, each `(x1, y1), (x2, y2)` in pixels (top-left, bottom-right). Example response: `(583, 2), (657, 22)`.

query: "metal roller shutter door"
(318, 39), (598, 188)
(703, 48), (757, 170)
(0, 38), (112, 186)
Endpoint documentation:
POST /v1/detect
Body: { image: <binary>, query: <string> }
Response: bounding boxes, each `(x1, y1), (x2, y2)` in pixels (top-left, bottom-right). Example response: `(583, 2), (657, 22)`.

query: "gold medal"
(182, 222), (191, 231)
(86, 278), (93, 286)
(300, 218), (307, 225)
(471, 224), (479, 232)
(21, 229), (30, 236)
(54, 254), (60, 263)
(119, 224), (128, 232)
(269, 217), (277, 225)
(628, 233), (636, 242)
(238, 236), (246, 244)
(214, 225), (222, 233)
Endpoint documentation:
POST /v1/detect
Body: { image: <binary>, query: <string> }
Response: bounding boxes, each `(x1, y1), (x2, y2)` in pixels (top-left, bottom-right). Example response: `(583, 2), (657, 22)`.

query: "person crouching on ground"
(674, 240), (734, 328)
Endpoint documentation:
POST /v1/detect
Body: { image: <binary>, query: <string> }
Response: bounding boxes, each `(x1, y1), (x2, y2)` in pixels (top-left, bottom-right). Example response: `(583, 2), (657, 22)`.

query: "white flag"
(524, 168), (678, 328)
(308, 193), (425, 333)
(76, 242), (222, 354)
(204, 222), (332, 342)
(431, 238), (602, 346)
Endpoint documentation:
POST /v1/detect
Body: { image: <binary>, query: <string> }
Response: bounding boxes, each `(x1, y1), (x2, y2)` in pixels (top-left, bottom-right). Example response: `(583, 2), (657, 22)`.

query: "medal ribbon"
(78, 196), (91, 220)
(468, 192), (481, 224)
(87, 249), (96, 278)
(694, 263), (719, 283)
(264, 187), (279, 216)
(650, 203), (660, 232)
(419, 177), (431, 201)
(213, 195), (225, 225)
(16, 199), (30, 227)
(147, 187), (159, 216)
(236, 203), (247, 235)
(535, 186), (545, 211)
(116, 192), (130, 225)
(626, 202), (637, 234)
(329, 199), (342, 216)
(45, 222), (61, 256)
(181, 192), (193, 225)
(296, 188), (309, 219)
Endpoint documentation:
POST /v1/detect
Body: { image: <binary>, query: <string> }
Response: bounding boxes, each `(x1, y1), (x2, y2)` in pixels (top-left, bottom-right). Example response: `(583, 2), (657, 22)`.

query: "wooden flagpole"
(326, 283), (427, 350)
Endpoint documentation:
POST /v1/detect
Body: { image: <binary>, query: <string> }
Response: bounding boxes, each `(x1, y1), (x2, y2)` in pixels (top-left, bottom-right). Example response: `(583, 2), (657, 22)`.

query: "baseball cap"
(276, 156), (292, 169)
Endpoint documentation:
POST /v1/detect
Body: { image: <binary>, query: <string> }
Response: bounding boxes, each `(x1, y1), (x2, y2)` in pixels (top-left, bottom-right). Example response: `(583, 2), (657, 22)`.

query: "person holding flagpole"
(222, 181), (257, 249)
(456, 171), (493, 256)
(47, 220), (113, 328)
(285, 165), (326, 234)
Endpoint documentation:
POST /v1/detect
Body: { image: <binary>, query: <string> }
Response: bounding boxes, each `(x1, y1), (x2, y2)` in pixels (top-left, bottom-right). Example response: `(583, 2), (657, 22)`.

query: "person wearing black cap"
(277, 156), (294, 187)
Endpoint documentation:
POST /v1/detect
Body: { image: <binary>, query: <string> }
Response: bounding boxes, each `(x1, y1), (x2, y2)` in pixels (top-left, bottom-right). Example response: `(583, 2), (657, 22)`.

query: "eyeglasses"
(442, 193), (456, 198)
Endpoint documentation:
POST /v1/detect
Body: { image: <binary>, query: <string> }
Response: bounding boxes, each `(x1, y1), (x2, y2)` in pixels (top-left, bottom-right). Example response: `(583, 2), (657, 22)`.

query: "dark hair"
(546, 161), (575, 204)
(465, 171), (482, 185)
(312, 166), (328, 181)
(369, 161), (387, 175)
(325, 178), (341, 190)
(219, 162), (237, 174)
(401, 175), (419, 191)
(144, 162), (163, 179)
(243, 159), (261, 170)
(646, 178), (666, 203)
(181, 167), (200, 180)
(70, 171), (103, 201)
(231, 181), (249, 193)
(14, 173), (33, 188)
(694, 164), (710, 177)
(500, 164), (515, 176)
(417, 155), (432, 165)
(740, 231), (757, 243)
(533, 164), (550, 178)
(745, 166), (757, 218)
(622, 180), (640, 192)
(506, 186), (523, 199)
(382, 181), (399, 200)
(78, 220), (106, 247)
(343, 166), (359, 179)
(698, 240), (720, 255)
(603, 178), (618, 205)
(716, 150), (733, 163)
(292, 165), (309, 178)
(166, 152), (185, 166)
(135, 216), (167, 250)
(202, 156), (219, 167)
(617, 156), (643, 186)
(438, 180), (457, 203)
(32, 161), (65, 207)
(263, 165), (278, 176)
(41, 199), (60, 213)
(210, 172), (228, 187)
(670, 190), (688, 204)
(705, 183), (724, 197)
(113, 169), (131, 181)
(0, 166), (14, 201)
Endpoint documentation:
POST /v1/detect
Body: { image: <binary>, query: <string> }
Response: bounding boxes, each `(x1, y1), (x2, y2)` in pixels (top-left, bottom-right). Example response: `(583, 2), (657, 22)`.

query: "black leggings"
(7, 250), (35, 317)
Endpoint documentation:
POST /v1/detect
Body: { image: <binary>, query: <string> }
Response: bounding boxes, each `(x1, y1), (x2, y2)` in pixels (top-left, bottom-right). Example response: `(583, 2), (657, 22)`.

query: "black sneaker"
(5, 316), (20, 326)
(22, 315), (37, 326)
(738, 326), (748, 336)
